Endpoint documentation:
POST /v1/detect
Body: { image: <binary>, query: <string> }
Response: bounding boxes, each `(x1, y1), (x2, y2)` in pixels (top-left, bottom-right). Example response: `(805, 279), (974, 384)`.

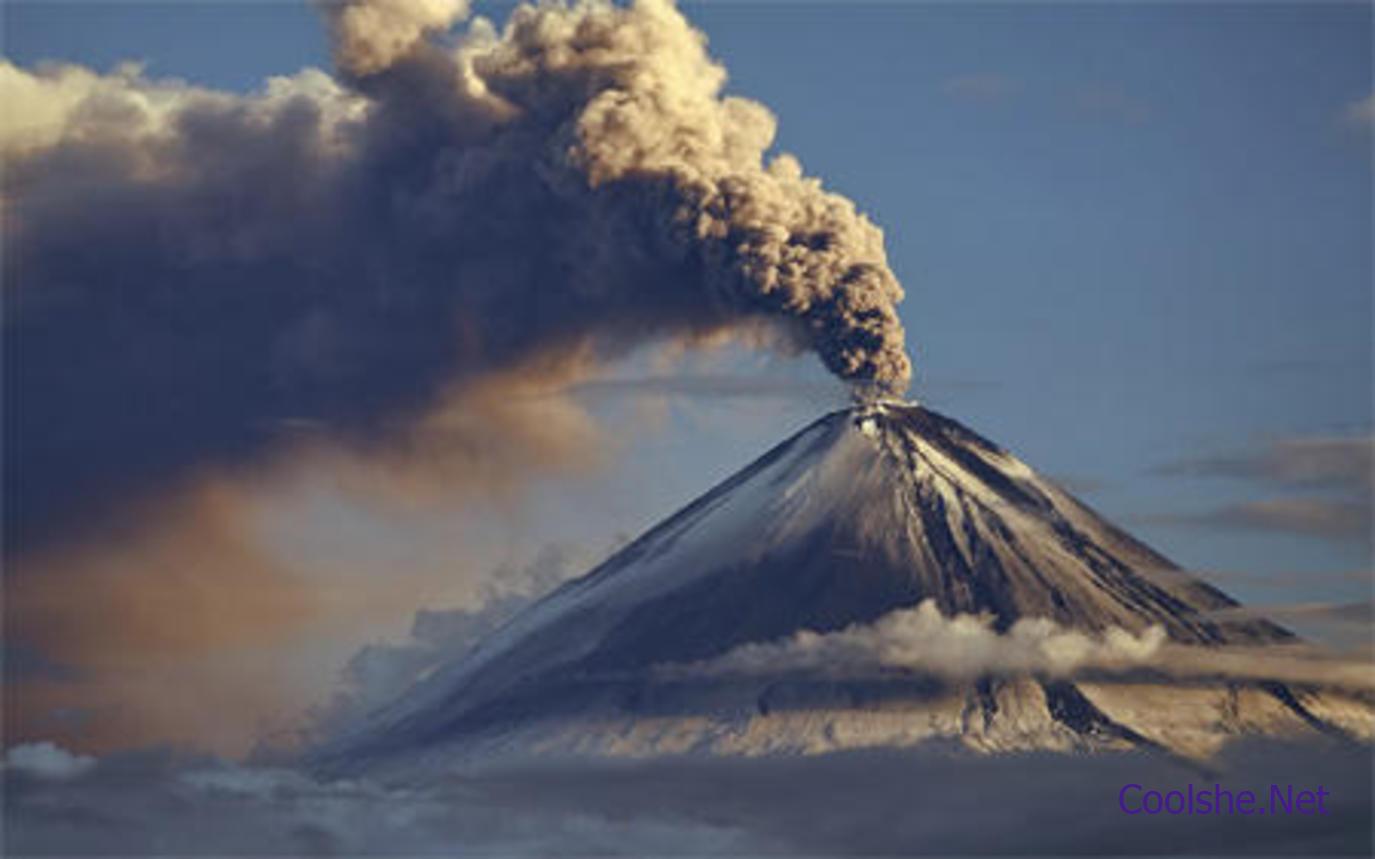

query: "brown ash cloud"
(2, 0), (911, 555)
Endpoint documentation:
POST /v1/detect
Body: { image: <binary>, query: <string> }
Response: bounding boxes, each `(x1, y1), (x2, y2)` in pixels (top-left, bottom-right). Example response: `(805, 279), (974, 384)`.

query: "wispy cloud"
(1151, 566), (1372, 592)
(1205, 599), (1373, 627)
(1071, 83), (1151, 125)
(1205, 598), (1374, 650)
(1157, 435), (1373, 493)
(1344, 92), (1375, 127)
(1152, 434), (1373, 544)
(566, 373), (845, 403)
(1150, 497), (1370, 543)
(940, 73), (1021, 104)
(1048, 473), (1110, 495)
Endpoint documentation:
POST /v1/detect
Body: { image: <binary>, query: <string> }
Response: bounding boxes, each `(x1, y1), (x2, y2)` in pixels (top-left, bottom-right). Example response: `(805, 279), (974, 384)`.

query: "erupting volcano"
(319, 401), (1374, 775)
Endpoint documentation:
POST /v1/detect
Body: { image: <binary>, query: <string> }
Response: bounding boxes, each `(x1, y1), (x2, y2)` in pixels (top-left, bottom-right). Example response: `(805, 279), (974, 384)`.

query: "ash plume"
(2, 0), (911, 554)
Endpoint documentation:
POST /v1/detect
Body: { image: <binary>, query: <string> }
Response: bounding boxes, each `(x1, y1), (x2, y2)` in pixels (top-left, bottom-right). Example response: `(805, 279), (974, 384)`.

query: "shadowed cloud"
(1150, 434), (1373, 544)
(4, 740), (1372, 855)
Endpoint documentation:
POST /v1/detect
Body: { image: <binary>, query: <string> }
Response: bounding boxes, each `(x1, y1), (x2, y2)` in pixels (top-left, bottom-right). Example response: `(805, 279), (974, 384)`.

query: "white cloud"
(667, 599), (1167, 680)
(4, 741), (96, 780)
(669, 599), (1375, 691)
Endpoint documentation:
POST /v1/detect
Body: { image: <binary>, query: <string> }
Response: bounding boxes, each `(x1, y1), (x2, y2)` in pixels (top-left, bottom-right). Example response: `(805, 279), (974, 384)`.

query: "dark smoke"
(2, 0), (910, 554)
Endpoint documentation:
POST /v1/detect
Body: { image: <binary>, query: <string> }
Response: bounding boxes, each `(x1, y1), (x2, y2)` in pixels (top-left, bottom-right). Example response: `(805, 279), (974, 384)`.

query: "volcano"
(322, 402), (1373, 772)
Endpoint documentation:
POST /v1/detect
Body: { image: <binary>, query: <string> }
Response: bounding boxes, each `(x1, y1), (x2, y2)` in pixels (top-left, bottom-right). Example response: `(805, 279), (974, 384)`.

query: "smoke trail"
(2, 0), (910, 554)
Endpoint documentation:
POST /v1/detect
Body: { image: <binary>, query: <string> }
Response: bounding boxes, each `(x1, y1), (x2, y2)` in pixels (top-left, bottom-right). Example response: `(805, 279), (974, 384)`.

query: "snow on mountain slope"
(316, 402), (1372, 773)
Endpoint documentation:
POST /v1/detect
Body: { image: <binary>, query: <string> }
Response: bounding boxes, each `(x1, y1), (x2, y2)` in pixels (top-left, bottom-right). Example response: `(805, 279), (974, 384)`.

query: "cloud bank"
(671, 599), (1169, 680)
(5, 739), (1371, 855)
(672, 599), (1375, 691)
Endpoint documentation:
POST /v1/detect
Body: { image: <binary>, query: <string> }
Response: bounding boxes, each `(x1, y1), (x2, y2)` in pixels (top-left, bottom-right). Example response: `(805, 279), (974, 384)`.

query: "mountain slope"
(320, 402), (1371, 771)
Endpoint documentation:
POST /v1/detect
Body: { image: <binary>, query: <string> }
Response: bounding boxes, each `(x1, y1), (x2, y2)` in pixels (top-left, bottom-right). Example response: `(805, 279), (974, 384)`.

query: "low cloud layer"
(671, 599), (1168, 680)
(673, 600), (1375, 692)
(4, 739), (1371, 855)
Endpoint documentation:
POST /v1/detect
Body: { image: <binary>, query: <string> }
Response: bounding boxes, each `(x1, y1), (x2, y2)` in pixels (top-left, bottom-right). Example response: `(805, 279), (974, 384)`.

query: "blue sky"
(5, 0), (1371, 731)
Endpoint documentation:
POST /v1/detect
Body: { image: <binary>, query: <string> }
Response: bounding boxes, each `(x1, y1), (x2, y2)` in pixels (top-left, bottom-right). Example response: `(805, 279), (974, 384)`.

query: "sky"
(2, 0), (1371, 756)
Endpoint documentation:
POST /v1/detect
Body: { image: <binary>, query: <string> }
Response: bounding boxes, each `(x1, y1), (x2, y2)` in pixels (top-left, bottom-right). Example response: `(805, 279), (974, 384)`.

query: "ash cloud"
(3, 481), (328, 755)
(323, 0), (471, 77)
(2, 0), (911, 557)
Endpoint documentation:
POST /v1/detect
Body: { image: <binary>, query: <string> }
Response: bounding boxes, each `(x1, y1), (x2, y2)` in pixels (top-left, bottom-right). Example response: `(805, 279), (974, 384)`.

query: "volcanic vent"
(321, 402), (1372, 771)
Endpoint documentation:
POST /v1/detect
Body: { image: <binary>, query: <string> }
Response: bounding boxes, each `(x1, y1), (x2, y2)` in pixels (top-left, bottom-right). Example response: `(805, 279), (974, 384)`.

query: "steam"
(2, 0), (910, 554)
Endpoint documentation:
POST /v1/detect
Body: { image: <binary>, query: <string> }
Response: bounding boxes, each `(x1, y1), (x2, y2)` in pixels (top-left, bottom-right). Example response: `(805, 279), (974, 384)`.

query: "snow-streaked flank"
(315, 403), (1373, 774)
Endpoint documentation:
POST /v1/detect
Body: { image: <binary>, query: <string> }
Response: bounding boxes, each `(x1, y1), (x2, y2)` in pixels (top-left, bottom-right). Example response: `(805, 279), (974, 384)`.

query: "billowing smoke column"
(2, 0), (910, 552)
